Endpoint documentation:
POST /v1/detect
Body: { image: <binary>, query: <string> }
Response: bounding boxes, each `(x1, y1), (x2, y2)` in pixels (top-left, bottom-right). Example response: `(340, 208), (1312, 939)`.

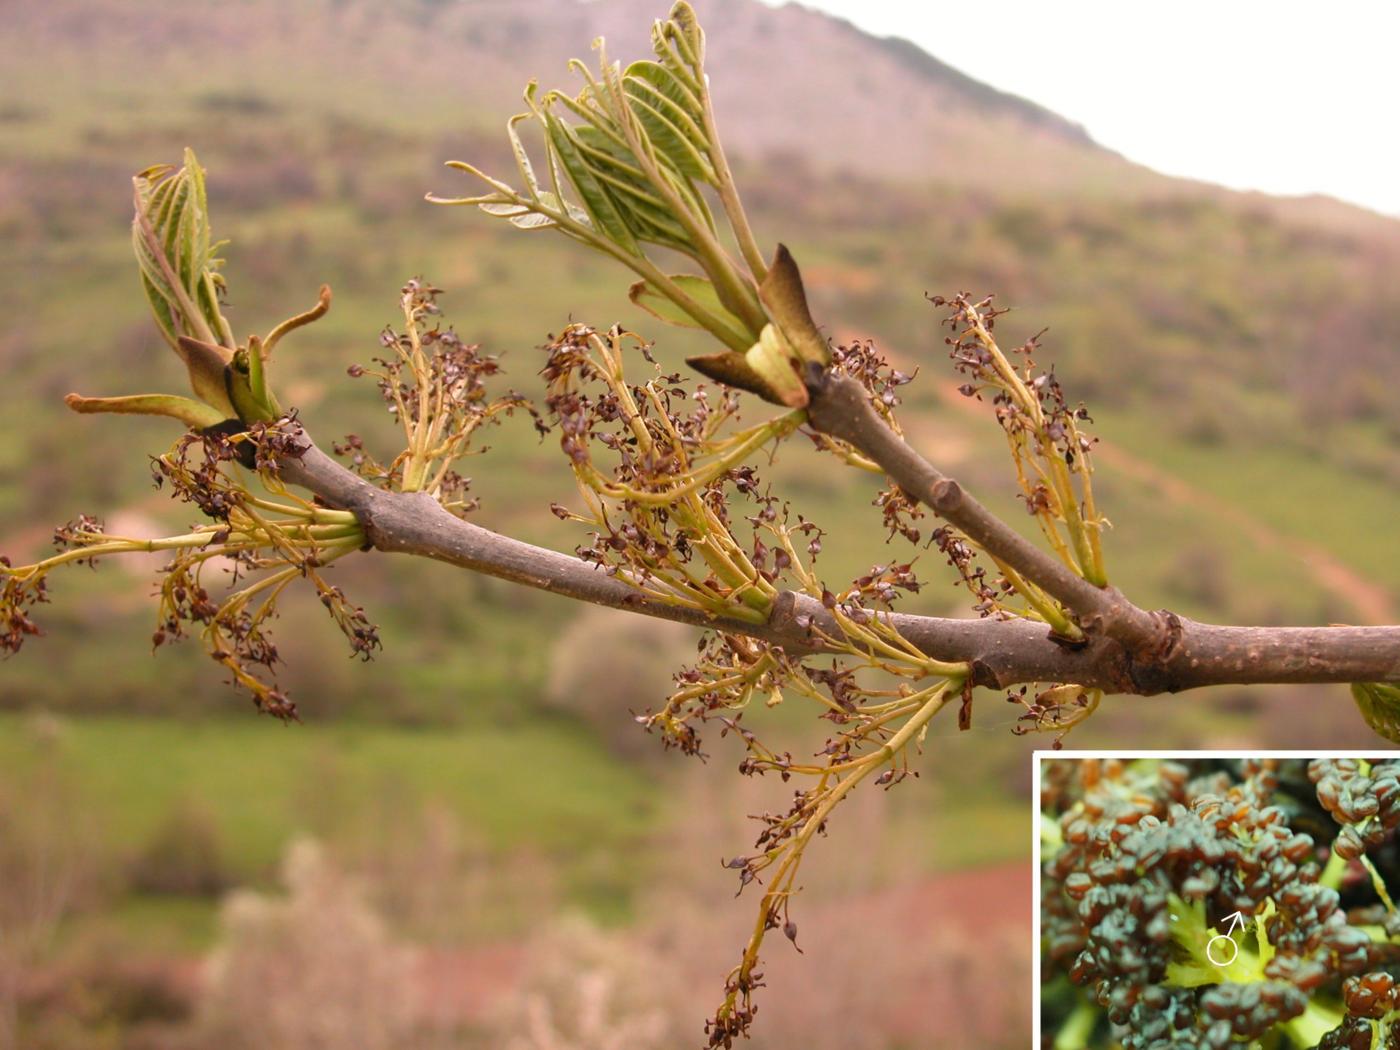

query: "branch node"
(1121, 609), (1186, 694)
(929, 477), (961, 513)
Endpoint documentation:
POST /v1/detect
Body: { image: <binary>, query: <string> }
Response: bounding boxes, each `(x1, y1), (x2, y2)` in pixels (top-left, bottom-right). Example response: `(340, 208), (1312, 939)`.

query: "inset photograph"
(1039, 754), (1400, 1049)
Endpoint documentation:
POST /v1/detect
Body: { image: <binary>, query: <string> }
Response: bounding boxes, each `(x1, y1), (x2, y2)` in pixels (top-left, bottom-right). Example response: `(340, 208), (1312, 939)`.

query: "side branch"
(803, 370), (1167, 653)
(275, 431), (1400, 695)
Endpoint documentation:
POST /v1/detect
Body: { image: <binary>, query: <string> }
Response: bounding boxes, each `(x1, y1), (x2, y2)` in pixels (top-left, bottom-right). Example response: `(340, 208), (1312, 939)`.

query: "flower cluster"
(337, 278), (533, 506)
(536, 322), (970, 1043)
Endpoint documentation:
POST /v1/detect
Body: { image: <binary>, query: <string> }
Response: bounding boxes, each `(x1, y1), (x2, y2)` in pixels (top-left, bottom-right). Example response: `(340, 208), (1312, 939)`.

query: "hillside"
(1, 0), (1398, 740)
(2, 0), (1117, 187)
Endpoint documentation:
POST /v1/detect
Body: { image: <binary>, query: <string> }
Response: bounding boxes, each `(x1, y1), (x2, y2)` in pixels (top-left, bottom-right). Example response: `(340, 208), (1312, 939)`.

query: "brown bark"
(276, 427), (1400, 696)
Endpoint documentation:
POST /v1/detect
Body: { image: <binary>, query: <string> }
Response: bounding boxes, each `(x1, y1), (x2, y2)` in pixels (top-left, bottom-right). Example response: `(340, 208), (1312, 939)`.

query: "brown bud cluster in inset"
(1310, 759), (1400, 861)
(1043, 758), (1400, 1048)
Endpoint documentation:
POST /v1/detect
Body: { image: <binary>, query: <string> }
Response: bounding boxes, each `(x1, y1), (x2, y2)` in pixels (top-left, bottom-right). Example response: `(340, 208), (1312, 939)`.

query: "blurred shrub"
(0, 714), (105, 1050)
(1170, 400), (1231, 447)
(545, 607), (696, 759)
(494, 855), (1030, 1050)
(490, 916), (680, 1050)
(491, 773), (1030, 1050)
(196, 840), (421, 1050)
(126, 803), (232, 897)
(741, 901), (1028, 1050)
(18, 939), (193, 1047)
(346, 799), (556, 944)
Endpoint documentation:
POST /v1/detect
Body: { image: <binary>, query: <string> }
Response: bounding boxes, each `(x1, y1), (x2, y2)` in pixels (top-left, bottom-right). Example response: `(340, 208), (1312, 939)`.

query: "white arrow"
(1205, 911), (1249, 967)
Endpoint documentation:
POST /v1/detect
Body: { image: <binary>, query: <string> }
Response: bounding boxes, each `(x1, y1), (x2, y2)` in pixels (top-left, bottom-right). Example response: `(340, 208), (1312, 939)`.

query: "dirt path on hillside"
(920, 376), (1396, 625)
(829, 321), (1395, 623)
(1091, 435), (1397, 624)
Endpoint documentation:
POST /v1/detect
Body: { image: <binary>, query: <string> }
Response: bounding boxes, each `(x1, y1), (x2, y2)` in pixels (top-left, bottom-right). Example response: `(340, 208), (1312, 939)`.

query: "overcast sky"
(762, 0), (1400, 218)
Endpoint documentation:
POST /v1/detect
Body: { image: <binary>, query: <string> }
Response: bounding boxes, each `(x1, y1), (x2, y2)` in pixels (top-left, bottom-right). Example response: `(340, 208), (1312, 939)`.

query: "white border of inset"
(1032, 749), (1400, 1045)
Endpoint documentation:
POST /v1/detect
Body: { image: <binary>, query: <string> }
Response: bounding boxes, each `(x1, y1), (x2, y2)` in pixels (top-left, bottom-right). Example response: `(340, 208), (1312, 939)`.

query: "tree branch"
(804, 370), (1169, 652)
(274, 429), (1400, 696)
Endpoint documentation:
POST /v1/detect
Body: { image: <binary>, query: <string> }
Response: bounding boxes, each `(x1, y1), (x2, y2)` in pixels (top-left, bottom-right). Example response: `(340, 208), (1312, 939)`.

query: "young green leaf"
(543, 109), (640, 254)
(1352, 682), (1400, 744)
(429, 0), (815, 403)
(64, 392), (228, 430)
(622, 62), (714, 182)
(225, 337), (282, 424)
(629, 274), (744, 331)
(131, 150), (234, 353)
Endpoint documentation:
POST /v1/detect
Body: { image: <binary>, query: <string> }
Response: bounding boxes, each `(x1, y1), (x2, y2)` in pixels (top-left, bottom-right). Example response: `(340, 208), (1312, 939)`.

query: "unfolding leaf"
(539, 190), (591, 226)
(625, 60), (704, 125)
(652, 1), (706, 89)
(543, 109), (639, 254)
(510, 211), (558, 230)
(507, 110), (544, 197)
(629, 274), (743, 331)
(473, 195), (586, 234)
(623, 61), (713, 182)
(1352, 682), (1400, 744)
(478, 201), (533, 218)
(64, 392), (227, 430)
(573, 125), (692, 248)
(131, 150), (234, 353)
